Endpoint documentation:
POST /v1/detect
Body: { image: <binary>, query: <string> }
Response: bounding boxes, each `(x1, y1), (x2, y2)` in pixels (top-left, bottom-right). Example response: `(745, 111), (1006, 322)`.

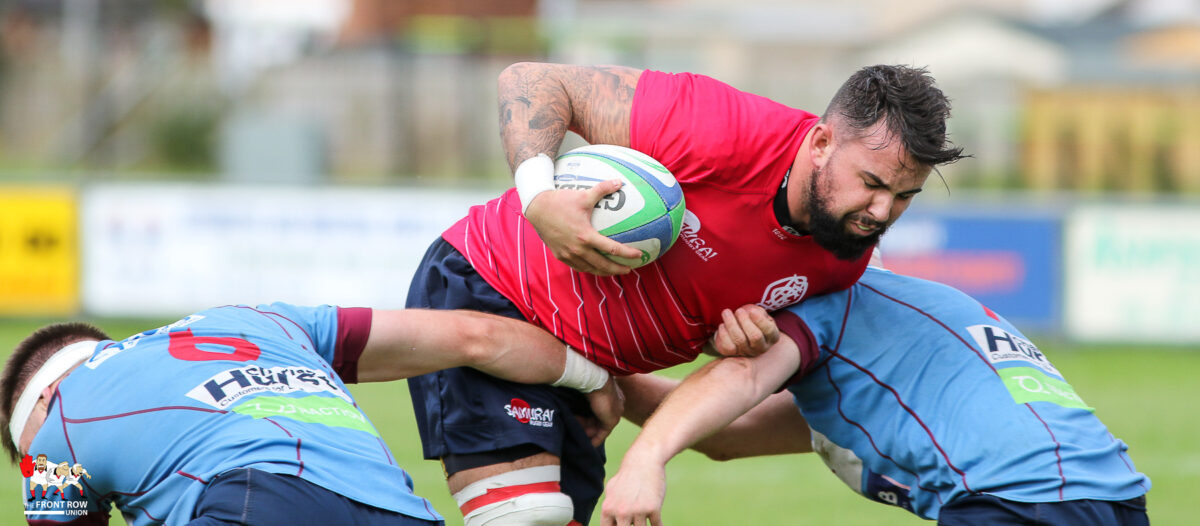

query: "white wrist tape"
(514, 153), (556, 215)
(551, 346), (609, 393)
(9, 340), (97, 446)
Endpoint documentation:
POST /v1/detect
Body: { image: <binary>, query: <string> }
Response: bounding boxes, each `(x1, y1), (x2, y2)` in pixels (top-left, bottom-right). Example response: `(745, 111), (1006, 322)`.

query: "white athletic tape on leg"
(551, 346), (609, 393)
(514, 153), (556, 215)
(462, 492), (573, 526)
(453, 465), (561, 506)
(453, 466), (572, 526)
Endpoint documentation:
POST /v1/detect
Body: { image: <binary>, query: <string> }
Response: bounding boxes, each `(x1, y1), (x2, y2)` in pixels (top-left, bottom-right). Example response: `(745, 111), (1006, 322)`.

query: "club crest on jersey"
(759, 275), (809, 310)
(679, 210), (718, 261)
(20, 454), (93, 516)
(504, 398), (555, 428)
(967, 324), (1060, 376)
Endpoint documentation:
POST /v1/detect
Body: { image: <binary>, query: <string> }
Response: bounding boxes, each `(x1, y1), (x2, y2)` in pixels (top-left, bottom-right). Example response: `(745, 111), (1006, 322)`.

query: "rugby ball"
(554, 144), (685, 268)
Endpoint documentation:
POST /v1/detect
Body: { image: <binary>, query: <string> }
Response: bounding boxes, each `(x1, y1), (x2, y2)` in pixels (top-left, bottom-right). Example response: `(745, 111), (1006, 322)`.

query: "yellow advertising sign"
(0, 187), (78, 315)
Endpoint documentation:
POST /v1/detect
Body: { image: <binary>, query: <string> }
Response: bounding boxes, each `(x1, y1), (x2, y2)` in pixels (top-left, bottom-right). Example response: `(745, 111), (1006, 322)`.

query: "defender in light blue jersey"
(603, 267), (1150, 525)
(1, 303), (621, 526)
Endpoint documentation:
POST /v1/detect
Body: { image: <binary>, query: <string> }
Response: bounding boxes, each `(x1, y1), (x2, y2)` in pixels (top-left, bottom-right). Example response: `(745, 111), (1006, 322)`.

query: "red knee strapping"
(459, 481), (562, 516)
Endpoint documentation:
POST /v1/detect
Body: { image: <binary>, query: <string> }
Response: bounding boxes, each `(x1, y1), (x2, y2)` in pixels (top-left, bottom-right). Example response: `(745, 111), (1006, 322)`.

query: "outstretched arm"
(601, 338), (804, 526)
(357, 309), (622, 445)
(358, 309), (569, 383)
(497, 62), (645, 275)
(617, 372), (811, 461)
(623, 304), (802, 457)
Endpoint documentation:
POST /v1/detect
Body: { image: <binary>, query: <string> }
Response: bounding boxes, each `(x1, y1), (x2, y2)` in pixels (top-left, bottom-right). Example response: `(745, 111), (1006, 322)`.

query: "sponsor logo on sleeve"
(187, 365), (351, 409)
(22, 454), (94, 517)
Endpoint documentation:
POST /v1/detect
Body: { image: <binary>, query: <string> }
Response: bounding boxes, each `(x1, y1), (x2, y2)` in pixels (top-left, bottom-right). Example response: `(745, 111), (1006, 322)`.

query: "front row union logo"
(20, 453), (93, 517)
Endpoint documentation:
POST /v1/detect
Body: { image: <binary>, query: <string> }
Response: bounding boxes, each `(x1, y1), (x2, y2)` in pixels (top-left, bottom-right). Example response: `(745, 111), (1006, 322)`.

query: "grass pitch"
(0, 318), (1193, 525)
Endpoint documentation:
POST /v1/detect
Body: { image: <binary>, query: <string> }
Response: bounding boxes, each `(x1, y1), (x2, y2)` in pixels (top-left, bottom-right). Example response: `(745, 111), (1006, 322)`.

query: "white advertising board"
(1065, 204), (1200, 344)
(82, 183), (497, 317)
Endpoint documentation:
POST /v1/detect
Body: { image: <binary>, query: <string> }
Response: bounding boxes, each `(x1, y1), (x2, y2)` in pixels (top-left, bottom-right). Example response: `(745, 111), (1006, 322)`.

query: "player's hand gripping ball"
(553, 145), (686, 268)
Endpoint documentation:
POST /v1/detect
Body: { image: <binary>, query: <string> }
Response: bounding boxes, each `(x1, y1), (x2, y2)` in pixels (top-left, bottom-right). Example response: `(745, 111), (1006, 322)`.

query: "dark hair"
(0, 323), (109, 463)
(823, 65), (966, 168)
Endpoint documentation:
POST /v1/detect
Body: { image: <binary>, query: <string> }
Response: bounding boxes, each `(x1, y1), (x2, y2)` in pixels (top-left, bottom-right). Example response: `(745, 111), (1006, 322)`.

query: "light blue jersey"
(780, 268), (1149, 520)
(24, 303), (441, 525)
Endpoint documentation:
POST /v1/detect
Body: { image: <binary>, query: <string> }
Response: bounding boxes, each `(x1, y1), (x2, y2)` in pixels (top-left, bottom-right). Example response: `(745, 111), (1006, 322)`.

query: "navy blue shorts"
(405, 237), (606, 525)
(938, 493), (1148, 525)
(189, 468), (443, 525)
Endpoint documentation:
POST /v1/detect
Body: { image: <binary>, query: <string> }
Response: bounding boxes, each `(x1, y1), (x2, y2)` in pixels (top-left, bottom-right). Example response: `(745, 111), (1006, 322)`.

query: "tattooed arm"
(496, 63), (645, 276)
(497, 62), (640, 171)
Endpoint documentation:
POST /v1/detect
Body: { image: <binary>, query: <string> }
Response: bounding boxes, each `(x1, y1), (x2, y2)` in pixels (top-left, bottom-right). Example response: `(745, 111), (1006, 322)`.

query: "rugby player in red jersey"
(406, 63), (966, 525)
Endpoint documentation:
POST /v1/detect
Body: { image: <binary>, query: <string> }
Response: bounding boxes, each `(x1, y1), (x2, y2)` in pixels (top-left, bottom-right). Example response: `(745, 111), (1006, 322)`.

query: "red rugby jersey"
(442, 70), (869, 374)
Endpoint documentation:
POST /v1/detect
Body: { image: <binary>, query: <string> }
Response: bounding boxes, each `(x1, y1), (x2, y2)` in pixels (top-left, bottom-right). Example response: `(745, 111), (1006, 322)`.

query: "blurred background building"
(4, 0), (1200, 189)
(1, 0), (1198, 344)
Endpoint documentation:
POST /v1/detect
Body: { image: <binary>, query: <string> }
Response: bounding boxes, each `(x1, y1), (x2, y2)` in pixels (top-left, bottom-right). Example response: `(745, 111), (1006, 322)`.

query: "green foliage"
(0, 320), (1190, 525)
(148, 105), (218, 172)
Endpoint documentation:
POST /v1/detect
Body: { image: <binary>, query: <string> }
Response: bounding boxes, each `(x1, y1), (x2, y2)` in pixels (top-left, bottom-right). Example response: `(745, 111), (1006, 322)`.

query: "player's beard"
(807, 166), (887, 261)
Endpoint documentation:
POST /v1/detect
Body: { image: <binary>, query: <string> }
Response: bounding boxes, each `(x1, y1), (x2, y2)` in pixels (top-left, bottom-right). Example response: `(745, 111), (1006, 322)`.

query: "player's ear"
(810, 123), (834, 168)
(40, 384), (55, 405)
